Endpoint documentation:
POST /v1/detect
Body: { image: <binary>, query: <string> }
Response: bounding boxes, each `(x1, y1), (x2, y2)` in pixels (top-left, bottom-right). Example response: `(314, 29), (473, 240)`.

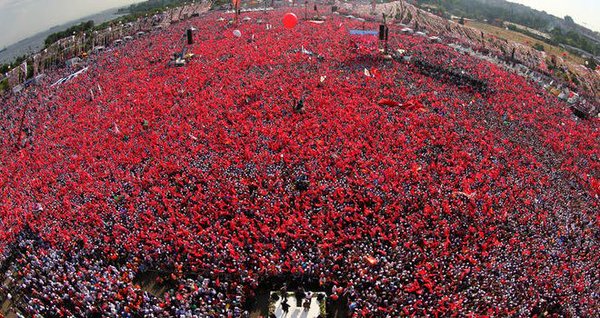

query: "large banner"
(20, 62), (27, 78)
(33, 54), (41, 76)
(6, 67), (20, 87)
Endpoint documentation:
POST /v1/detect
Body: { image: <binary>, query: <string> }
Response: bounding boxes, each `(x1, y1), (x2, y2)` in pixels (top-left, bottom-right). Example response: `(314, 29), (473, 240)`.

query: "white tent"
(66, 57), (82, 68)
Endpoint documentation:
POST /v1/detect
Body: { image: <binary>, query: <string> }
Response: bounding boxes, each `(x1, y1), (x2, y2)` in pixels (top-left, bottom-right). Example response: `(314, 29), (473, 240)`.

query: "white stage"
(270, 291), (326, 318)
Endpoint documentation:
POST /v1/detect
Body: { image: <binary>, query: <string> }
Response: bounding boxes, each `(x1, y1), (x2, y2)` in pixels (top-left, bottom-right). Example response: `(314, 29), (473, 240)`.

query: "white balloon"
(233, 30), (242, 38)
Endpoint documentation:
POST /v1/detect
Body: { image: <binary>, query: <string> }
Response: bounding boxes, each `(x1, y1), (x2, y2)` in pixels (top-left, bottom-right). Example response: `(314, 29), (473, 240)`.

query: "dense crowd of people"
(0, 4), (598, 318)
(341, 0), (600, 103)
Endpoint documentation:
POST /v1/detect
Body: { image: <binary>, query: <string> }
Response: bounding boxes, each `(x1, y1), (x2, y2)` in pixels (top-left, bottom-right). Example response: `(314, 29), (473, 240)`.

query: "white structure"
(270, 291), (326, 318)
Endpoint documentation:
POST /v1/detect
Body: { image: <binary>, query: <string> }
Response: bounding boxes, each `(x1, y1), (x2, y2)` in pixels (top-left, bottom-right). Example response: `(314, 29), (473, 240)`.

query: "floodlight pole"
(14, 101), (30, 149)
(304, 1), (308, 20)
(382, 13), (388, 54)
(235, 1), (240, 25)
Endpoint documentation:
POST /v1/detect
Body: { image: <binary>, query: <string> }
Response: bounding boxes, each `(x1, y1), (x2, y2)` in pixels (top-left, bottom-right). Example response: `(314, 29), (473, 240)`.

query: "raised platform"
(269, 291), (326, 318)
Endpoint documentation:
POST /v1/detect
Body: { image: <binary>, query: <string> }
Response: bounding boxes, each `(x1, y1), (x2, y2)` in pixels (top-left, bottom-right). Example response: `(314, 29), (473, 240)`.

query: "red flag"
(377, 98), (400, 107)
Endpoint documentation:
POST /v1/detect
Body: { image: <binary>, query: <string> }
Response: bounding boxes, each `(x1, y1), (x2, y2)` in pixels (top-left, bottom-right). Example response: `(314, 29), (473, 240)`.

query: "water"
(0, 0), (145, 64)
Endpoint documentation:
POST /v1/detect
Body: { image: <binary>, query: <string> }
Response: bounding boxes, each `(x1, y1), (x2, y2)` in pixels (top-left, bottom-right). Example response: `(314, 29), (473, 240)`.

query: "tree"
(564, 15), (574, 24)
(0, 78), (8, 93)
(45, 21), (95, 47)
(533, 43), (545, 52)
(585, 58), (597, 70)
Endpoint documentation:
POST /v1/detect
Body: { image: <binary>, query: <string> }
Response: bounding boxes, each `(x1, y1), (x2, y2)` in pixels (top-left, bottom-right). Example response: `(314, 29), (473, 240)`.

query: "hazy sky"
(508, 0), (600, 32)
(0, 0), (145, 48)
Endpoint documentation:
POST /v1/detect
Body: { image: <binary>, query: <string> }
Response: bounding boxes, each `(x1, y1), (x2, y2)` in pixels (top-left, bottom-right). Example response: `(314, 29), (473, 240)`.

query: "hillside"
(417, 0), (600, 57)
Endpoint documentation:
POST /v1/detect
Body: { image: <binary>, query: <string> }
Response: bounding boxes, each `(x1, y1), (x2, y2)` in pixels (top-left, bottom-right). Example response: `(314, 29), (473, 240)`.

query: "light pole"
(72, 32), (76, 57)
(82, 32), (87, 55)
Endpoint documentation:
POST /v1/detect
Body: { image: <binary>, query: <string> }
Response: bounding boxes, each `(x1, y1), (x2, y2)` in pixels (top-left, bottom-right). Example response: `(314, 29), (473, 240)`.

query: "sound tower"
(187, 29), (193, 45)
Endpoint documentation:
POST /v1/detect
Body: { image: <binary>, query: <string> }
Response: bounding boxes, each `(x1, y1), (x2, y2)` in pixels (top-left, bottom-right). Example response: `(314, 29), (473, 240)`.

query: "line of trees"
(417, 0), (548, 29)
(550, 28), (600, 56)
(44, 21), (95, 47)
(118, 0), (190, 15)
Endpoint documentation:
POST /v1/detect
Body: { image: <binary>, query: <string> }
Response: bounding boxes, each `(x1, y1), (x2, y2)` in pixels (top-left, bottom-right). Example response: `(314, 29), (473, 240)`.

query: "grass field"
(467, 20), (586, 66)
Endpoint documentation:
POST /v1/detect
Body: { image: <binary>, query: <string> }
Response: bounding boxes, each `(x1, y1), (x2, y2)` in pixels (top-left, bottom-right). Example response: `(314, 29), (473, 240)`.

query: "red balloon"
(283, 13), (298, 29)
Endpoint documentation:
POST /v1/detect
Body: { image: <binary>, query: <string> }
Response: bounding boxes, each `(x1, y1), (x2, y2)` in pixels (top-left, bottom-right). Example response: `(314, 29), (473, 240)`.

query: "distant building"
(504, 22), (551, 40)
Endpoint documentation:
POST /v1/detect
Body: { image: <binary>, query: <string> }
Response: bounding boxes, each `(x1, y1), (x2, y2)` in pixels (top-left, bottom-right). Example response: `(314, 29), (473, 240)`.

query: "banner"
(7, 68), (20, 87)
(33, 54), (41, 76)
(20, 62), (27, 77)
(349, 30), (378, 36)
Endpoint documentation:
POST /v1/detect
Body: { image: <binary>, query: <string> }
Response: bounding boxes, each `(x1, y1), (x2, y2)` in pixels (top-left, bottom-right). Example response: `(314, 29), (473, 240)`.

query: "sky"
(508, 0), (600, 32)
(0, 0), (145, 48)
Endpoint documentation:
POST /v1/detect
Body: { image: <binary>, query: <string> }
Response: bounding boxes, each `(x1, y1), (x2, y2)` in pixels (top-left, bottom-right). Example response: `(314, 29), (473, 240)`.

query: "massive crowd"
(342, 0), (600, 103)
(0, 4), (598, 318)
